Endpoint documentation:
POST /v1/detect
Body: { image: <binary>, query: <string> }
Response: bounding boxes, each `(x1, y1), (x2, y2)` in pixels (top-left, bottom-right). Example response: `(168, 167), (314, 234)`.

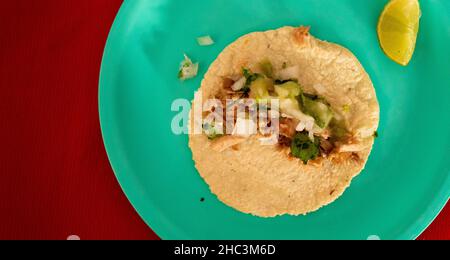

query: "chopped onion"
(277, 66), (300, 81)
(296, 119), (316, 141)
(231, 77), (246, 91)
(295, 120), (314, 132)
(281, 113), (294, 119)
(232, 118), (257, 137)
(279, 99), (313, 122)
(197, 35), (215, 46)
(308, 130), (315, 141)
(296, 121), (306, 132)
(178, 54), (199, 81)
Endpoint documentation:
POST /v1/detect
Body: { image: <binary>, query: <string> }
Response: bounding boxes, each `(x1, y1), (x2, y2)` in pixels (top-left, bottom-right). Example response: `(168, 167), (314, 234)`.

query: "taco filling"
(202, 60), (366, 165)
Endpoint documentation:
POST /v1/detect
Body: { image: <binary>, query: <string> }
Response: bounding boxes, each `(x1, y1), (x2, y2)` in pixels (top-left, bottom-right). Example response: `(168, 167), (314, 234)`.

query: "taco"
(189, 26), (380, 217)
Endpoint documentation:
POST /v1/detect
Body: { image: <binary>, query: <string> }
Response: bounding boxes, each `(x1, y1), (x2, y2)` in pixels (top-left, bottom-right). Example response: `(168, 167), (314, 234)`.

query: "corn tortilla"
(189, 26), (380, 217)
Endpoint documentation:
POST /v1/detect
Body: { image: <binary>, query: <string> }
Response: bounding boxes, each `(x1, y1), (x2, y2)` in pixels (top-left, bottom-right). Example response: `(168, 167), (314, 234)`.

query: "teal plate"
(99, 0), (450, 240)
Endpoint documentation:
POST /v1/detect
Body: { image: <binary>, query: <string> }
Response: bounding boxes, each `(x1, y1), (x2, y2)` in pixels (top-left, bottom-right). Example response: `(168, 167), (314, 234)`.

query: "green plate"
(99, 0), (450, 240)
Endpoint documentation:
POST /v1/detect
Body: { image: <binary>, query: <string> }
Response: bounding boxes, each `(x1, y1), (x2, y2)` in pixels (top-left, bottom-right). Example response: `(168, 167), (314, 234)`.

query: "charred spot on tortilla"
(189, 26), (380, 217)
(373, 131), (379, 138)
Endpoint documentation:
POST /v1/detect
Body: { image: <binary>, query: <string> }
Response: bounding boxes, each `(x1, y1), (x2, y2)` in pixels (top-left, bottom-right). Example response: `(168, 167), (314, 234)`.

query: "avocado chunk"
(259, 59), (274, 78)
(299, 94), (333, 129)
(274, 81), (302, 98)
(249, 77), (272, 100)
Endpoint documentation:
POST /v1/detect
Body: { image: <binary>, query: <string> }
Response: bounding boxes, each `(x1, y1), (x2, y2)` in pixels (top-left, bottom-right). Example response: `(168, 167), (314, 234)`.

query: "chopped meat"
(279, 118), (298, 138)
(222, 78), (235, 90)
(319, 138), (334, 156)
(220, 78), (249, 99)
(278, 135), (292, 147)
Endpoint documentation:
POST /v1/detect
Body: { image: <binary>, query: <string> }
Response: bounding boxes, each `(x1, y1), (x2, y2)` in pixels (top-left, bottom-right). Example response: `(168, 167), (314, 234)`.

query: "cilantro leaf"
(290, 132), (320, 164)
(242, 68), (262, 94)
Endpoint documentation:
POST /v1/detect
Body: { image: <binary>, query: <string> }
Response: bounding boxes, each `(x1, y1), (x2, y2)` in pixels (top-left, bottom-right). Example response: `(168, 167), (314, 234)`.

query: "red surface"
(0, 0), (448, 240)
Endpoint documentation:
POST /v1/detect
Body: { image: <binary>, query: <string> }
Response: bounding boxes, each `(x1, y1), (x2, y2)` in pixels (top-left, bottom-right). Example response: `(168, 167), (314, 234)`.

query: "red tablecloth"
(0, 0), (448, 240)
